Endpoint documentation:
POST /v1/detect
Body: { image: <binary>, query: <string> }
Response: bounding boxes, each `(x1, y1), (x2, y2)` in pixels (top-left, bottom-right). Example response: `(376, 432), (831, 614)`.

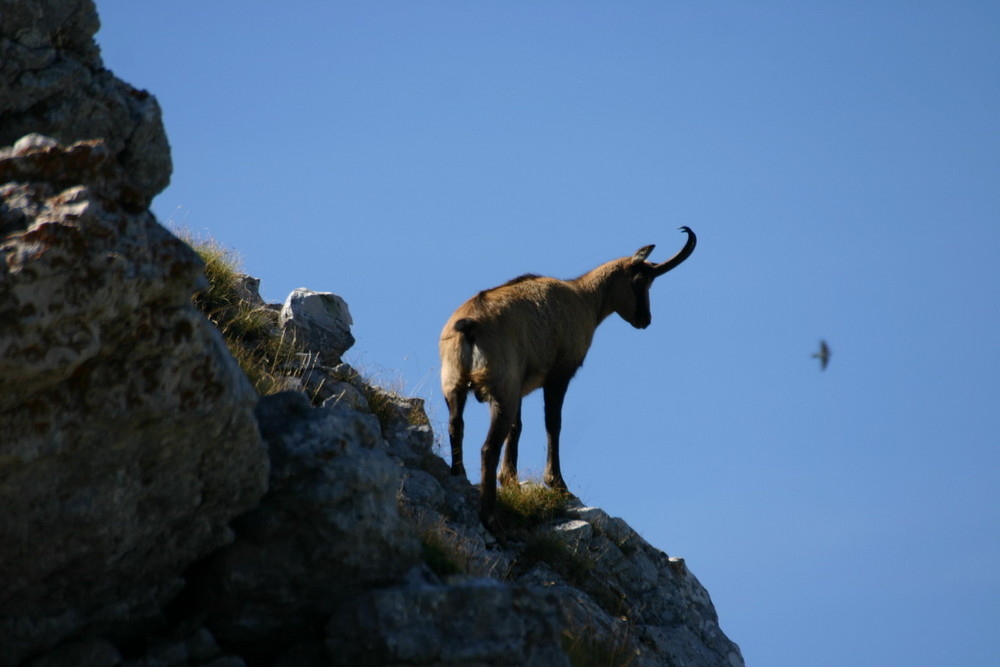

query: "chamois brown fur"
(440, 227), (696, 531)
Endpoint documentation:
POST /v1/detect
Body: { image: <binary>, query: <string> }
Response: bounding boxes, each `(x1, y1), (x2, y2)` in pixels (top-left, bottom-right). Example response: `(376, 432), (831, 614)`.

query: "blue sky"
(96, 2), (999, 665)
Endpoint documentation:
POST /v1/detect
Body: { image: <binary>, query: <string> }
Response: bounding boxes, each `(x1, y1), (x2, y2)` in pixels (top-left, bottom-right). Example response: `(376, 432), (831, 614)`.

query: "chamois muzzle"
(652, 226), (697, 277)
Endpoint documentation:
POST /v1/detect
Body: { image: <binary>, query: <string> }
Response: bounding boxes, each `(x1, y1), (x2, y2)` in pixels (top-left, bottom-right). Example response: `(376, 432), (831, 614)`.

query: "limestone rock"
(0, 134), (267, 665)
(327, 581), (571, 667)
(0, 0), (171, 206)
(279, 288), (354, 364)
(189, 392), (423, 654)
(550, 504), (745, 666)
(233, 273), (264, 308)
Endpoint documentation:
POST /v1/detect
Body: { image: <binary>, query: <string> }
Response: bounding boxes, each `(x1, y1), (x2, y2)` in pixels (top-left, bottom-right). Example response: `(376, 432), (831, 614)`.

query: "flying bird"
(812, 340), (831, 370)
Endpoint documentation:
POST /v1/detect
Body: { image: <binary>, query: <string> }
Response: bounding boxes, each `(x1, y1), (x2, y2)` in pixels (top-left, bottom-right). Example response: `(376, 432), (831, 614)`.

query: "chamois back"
(441, 272), (604, 403)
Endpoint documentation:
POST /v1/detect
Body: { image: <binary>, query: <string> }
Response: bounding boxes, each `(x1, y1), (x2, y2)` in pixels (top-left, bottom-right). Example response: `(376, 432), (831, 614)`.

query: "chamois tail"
(453, 318), (487, 388)
(454, 317), (478, 344)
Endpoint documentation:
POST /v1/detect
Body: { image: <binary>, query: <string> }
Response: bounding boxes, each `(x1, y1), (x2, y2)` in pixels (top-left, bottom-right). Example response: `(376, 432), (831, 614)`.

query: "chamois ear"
(631, 245), (655, 264)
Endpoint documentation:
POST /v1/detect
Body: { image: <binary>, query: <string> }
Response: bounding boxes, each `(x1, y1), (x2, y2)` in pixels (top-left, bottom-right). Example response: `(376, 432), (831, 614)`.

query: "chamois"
(439, 227), (697, 530)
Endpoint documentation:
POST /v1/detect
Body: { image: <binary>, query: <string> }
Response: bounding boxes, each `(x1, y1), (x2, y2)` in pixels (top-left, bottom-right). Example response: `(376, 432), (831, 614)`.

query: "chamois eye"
(632, 274), (648, 288)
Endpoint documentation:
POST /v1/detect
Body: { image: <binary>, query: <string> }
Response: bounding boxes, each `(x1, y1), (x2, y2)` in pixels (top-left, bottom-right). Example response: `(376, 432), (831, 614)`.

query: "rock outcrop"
(174, 368), (743, 666)
(279, 288), (355, 366)
(1, 1), (743, 664)
(0, 3), (267, 663)
(190, 391), (422, 656)
(1, 0), (171, 207)
(0, 132), (268, 666)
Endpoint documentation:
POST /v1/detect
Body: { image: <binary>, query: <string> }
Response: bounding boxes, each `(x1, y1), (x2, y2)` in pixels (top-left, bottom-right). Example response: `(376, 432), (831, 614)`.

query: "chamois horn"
(651, 226), (697, 277)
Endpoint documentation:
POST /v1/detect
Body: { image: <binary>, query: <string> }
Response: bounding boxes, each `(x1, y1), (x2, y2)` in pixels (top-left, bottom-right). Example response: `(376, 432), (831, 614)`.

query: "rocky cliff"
(0, 2), (743, 665)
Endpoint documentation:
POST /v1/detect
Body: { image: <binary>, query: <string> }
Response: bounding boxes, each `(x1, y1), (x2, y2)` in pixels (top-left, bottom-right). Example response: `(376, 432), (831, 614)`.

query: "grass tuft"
(178, 230), (302, 395)
(179, 231), (437, 422)
(497, 481), (572, 531)
(419, 521), (469, 577)
(188, 234), (244, 316)
(352, 371), (430, 432)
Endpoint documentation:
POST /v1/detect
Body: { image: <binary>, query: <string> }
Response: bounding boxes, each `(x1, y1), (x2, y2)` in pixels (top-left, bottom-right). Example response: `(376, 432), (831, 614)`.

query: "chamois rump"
(439, 227), (697, 530)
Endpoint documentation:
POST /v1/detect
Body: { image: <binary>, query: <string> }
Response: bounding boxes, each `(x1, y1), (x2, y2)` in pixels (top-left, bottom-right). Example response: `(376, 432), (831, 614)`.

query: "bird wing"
(818, 340), (830, 369)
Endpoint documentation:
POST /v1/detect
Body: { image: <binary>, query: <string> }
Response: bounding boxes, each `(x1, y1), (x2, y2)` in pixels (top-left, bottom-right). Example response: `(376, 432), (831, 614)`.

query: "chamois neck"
(571, 258), (629, 324)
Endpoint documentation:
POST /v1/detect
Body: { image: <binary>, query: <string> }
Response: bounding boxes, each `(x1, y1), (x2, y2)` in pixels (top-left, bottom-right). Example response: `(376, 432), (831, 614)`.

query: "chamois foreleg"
(480, 399), (517, 529)
(498, 406), (522, 487)
(445, 388), (468, 478)
(542, 371), (573, 491)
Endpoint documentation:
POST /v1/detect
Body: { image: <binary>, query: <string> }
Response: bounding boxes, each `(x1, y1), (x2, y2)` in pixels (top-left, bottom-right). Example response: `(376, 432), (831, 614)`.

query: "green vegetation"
(496, 480), (572, 531)
(180, 231), (301, 395)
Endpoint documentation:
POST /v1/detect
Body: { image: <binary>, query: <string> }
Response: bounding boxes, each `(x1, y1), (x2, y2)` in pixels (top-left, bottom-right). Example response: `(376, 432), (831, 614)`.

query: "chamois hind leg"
(498, 401), (522, 487)
(543, 371), (573, 491)
(444, 387), (468, 478)
(480, 399), (516, 531)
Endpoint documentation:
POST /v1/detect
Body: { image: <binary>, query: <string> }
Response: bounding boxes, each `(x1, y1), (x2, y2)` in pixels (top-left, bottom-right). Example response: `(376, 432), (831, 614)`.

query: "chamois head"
(611, 226), (697, 329)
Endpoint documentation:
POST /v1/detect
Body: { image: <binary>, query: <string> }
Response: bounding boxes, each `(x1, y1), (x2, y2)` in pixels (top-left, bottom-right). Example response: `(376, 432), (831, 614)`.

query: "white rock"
(552, 519), (594, 543)
(280, 288), (355, 363)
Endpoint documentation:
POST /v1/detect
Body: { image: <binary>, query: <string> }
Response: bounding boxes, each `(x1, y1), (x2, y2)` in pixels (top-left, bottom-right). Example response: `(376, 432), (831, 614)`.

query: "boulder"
(0, 135), (267, 664)
(190, 392), (422, 654)
(0, 0), (171, 207)
(327, 581), (571, 667)
(279, 288), (354, 365)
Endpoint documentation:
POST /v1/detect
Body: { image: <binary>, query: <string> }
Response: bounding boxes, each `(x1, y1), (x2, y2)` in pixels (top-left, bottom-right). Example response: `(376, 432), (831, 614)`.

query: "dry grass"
(418, 518), (471, 577)
(344, 366), (430, 431)
(181, 229), (437, 422)
(561, 622), (638, 667)
(497, 480), (572, 531)
(178, 230), (302, 395)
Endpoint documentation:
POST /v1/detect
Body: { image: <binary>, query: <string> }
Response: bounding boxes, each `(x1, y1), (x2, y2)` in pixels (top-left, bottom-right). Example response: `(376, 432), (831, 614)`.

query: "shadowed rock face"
(0, 133), (268, 666)
(190, 392), (422, 652)
(0, 3), (268, 659)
